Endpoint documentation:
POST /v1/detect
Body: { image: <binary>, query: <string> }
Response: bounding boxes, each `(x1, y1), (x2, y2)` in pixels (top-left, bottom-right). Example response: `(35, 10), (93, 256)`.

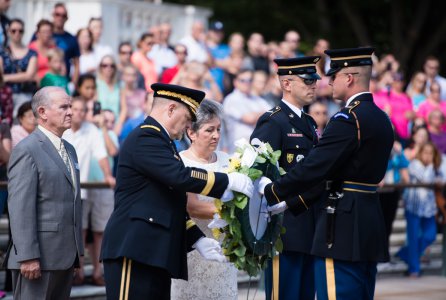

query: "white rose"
(251, 138), (268, 155)
(241, 145), (258, 168)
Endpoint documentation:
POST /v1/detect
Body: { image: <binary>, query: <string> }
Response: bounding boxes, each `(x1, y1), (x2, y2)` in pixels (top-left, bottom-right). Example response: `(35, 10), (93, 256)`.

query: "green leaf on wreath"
(266, 143), (274, 153)
(255, 156), (266, 164)
(275, 237), (283, 253)
(234, 243), (246, 257)
(234, 196), (248, 209)
(248, 168), (263, 180)
(279, 167), (287, 176)
(281, 225), (286, 234)
(270, 150), (281, 165)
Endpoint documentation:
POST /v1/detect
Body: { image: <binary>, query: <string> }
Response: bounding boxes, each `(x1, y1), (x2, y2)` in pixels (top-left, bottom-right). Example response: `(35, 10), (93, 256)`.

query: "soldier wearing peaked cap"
(251, 56), (325, 300)
(100, 83), (254, 299)
(260, 47), (394, 300)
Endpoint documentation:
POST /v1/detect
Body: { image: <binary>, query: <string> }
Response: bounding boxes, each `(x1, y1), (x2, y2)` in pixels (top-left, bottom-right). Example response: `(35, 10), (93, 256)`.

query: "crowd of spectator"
(1, 0), (446, 288)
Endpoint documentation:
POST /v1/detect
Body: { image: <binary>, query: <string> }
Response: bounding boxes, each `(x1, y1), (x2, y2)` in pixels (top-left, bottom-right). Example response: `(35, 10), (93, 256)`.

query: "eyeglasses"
(175, 51), (187, 55)
(10, 29), (24, 34)
(53, 12), (68, 19)
(100, 64), (116, 69)
(330, 72), (359, 81)
(238, 78), (253, 83)
(119, 50), (132, 55)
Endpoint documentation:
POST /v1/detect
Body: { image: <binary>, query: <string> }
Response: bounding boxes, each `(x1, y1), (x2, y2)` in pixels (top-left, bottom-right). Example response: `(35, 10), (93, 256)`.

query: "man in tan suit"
(7, 87), (83, 299)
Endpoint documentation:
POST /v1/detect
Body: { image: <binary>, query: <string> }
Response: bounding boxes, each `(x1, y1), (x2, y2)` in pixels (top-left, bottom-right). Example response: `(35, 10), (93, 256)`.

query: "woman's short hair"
(9, 18), (25, 28)
(17, 101), (33, 119)
(190, 100), (222, 132)
(36, 19), (53, 32)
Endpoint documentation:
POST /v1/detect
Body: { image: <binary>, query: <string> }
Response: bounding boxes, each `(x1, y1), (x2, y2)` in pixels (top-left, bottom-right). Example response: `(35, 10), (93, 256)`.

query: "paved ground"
(238, 275), (446, 300)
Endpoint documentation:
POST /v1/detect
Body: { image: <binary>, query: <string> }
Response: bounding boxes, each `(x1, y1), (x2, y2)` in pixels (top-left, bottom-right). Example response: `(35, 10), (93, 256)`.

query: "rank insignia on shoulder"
(140, 125), (161, 131)
(333, 112), (349, 119)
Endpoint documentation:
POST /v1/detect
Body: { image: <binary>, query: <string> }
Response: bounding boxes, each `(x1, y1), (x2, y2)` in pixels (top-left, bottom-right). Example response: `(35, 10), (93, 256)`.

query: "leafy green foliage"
(219, 141), (285, 277)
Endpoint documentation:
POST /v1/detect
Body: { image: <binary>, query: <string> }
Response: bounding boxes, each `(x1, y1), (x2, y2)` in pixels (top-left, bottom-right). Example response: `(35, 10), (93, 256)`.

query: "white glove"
(220, 189), (234, 202)
(257, 176), (272, 195)
(208, 213), (229, 229)
(267, 201), (288, 215)
(260, 196), (270, 223)
(226, 173), (254, 198)
(193, 237), (227, 263)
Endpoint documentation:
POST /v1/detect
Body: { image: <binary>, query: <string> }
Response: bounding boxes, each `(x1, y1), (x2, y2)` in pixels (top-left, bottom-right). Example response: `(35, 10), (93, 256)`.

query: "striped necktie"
(59, 140), (72, 176)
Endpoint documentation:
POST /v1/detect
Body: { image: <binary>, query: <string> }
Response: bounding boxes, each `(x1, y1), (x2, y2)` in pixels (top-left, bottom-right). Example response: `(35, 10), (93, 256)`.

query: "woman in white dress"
(171, 100), (238, 300)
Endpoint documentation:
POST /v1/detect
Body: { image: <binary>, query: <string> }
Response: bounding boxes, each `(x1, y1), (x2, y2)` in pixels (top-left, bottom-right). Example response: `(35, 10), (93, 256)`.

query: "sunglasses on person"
(238, 78), (253, 84)
(100, 63), (116, 69)
(119, 50), (133, 55)
(10, 28), (24, 34)
(54, 12), (68, 19)
(283, 77), (317, 86)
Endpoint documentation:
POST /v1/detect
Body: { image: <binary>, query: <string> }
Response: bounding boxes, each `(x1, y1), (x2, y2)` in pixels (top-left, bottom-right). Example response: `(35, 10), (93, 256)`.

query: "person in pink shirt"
(417, 81), (446, 131)
(130, 33), (158, 91)
(28, 19), (56, 81)
(374, 73), (414, 145)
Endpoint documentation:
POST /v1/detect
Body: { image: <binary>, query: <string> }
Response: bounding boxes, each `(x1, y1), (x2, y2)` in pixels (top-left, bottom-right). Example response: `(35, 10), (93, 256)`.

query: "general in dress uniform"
(262, 47), (394, 300)
(251, 56), (324, 300)
(100, 83), (253, 300)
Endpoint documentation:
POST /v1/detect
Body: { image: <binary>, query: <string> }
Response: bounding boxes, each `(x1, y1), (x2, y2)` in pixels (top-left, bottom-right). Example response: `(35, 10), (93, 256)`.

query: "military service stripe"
(124, 259), (132, 300)
(186, 219), (196, 230)
(191, 170), (208, 181)
(200, 171), (215, 196)
(330, 54), (371, 61)
(298, 195), (309, 210)
(272, 255), (280, 300)
(118, 258), (132, 300)
(140, 125), (160, 131)
(119, 258), (127, 300)
(326, 258), (337, 300)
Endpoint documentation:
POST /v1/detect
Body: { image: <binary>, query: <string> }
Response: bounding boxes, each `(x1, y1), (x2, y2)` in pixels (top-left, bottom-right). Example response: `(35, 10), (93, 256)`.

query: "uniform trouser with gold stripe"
(103, 257), (171, 300)
(314, 257), (377, 300)
(264, 252), (315, 300)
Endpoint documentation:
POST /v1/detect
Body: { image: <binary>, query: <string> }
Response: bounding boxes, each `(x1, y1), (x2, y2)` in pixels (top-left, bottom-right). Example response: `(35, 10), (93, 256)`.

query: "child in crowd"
(73, 73), (97, 122)
(397, 142), (442, 277)
(40, 48), (69, 93)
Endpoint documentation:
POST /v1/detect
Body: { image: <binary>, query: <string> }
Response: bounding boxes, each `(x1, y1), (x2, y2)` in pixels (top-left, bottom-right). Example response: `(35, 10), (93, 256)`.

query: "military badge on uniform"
(287, 128), (303, 137)
(296, 154), (305, 162)
(287, 153), (294, 163)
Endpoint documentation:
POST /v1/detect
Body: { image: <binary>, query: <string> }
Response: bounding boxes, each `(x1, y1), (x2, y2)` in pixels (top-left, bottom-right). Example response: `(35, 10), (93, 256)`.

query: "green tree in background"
(168, 0), (446, 77)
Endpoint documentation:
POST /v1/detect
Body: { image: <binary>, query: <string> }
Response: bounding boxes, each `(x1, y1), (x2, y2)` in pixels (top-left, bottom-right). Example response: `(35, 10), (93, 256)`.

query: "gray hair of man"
(31, 86), (67, 118)
(190, 100), (223, 132)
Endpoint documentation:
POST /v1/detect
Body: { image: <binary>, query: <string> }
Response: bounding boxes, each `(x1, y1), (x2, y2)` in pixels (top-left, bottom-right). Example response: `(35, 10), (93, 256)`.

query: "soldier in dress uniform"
(100, 83), (254, 300)
(250, 56), (324, 300)
(260, 47), (394, 300)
